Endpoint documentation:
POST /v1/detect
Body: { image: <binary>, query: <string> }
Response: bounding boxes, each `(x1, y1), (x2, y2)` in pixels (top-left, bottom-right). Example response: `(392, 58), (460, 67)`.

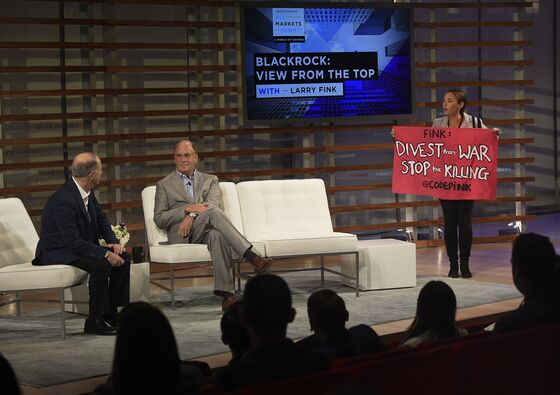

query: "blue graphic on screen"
(244, 6), (412, 121)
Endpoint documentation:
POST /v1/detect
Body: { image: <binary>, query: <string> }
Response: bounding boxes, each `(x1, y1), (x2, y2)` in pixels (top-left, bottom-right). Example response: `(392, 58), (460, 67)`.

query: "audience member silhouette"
(215, 274), (328, 390)
(494, 233), (560, 333)
(99, 302), (183, 395)
(401, 280), (467, 347)
(298, 289), (385, 359)
(0, 353), (21, 395)
(220, 300), (251, 364)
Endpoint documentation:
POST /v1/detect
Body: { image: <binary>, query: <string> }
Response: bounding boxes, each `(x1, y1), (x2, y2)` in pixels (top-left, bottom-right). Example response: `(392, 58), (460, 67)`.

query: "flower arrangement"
(99, 222), (130, 247)
(112, 223), (130, 246)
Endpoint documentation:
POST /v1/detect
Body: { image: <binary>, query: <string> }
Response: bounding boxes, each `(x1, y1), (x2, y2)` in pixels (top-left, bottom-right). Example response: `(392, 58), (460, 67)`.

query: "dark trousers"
(440, 199), (474, 267)
(69, 252), (131, 318)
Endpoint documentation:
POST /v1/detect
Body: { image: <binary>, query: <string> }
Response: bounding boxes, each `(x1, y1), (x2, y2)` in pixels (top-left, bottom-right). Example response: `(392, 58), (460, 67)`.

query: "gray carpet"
(0, 273), (521, 387)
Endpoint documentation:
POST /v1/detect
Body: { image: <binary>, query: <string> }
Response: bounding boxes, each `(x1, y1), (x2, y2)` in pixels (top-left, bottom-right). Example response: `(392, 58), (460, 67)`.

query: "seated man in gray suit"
(154, 140), (272, 310)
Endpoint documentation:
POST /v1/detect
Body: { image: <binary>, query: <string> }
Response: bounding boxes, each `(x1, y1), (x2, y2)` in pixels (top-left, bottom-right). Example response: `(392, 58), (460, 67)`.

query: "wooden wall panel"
(0, 0), (535, 246)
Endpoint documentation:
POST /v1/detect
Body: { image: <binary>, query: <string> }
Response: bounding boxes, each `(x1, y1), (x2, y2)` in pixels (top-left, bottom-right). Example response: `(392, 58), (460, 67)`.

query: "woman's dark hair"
(445, 89), (467, 116)
(403, 281), (460, 342)
(112, 302), (181, 395)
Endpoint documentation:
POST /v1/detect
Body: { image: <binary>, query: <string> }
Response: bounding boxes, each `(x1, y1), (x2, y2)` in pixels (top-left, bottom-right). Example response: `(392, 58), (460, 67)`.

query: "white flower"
(99, 223), (130, 247)
(112, 223), (130, 247)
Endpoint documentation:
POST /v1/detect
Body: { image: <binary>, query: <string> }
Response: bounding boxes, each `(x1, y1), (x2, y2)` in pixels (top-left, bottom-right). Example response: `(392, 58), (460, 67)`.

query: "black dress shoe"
(103, 312), (119, 327)
(84, 317), (117, 335)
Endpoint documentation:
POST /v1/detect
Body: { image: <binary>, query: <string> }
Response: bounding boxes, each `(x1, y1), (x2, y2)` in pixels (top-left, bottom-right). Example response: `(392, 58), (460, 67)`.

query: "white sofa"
(141, 178), (360, 307)
(236, 179), (359, 292)
(0, 198), (88, 339)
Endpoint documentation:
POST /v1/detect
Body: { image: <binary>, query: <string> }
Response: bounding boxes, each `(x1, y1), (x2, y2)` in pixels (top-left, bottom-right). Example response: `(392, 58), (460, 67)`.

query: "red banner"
(392, 126), (498, 200)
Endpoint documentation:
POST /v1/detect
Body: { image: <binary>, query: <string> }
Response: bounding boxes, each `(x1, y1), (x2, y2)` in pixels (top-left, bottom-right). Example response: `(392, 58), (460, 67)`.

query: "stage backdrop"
(392, 126), (498, 200)
(0, 1), (535, 245)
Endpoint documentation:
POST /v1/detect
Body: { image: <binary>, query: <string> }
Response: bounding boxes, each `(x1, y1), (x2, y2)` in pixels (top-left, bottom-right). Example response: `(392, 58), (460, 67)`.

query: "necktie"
(84, 198), (91, 221)
(186, 180), (194, 201)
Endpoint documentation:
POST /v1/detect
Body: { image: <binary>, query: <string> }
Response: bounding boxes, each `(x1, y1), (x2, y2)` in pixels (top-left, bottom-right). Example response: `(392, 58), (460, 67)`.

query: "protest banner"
(392, 126), (498, 200)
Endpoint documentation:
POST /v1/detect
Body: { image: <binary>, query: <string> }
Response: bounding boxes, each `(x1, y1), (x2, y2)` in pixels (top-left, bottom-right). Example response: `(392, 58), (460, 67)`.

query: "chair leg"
(320, 256), (325, 286)
(15, 291), (21, 316)
(354, 251), (360, 297)
(60, 288), (66, 340)
(236, 261), (241, 292)
(231, 260), (236, 292)
(170, 263), (175, 310)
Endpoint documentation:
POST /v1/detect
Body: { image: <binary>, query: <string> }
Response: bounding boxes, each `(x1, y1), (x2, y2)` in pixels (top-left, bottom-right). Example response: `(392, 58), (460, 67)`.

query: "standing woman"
(433, 89), (501, 278)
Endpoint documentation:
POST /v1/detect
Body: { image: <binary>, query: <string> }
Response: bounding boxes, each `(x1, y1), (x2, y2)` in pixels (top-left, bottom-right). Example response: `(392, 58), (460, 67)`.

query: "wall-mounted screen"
(242, 4), (413, 121)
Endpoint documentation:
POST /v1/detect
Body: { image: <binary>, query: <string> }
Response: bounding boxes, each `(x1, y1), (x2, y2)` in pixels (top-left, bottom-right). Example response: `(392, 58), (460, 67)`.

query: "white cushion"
(0, 198), (39, 269)
(142, 186), (169, 247)
(149, 244), (211, 264)
(237, 179), (335, 240)
(0, 198), (88, 293)
(341, 239), (417, 290)
(261, 232), (358, 257)
(236, 179), (358, 256)
(0, 263), (87, 292)
(220, 182), (244, 234)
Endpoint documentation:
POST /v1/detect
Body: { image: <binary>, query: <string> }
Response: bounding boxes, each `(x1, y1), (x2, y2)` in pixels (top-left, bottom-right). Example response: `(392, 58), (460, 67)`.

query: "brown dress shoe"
(222, 294), (239, 312)
(253, 256), (273, 275)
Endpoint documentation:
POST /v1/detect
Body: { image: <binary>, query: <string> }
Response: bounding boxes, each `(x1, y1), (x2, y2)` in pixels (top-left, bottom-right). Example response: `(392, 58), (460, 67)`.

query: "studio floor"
(3, 212), (559, 395)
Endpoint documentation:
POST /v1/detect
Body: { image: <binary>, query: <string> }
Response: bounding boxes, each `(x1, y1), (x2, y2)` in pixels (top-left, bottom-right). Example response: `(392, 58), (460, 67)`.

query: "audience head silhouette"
(0, 353), (21, 395)
(307, 289), (349, 337)
(111, 302), (181, 395)
(221, 300), (251, 359)
(404, 280), (459, 342)
(511, 232), (557, 297)
(241, 274), (295, 342)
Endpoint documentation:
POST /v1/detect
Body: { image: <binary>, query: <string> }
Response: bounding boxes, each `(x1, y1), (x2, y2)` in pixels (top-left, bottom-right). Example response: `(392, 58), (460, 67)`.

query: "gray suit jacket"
(153, 170), (222, 244)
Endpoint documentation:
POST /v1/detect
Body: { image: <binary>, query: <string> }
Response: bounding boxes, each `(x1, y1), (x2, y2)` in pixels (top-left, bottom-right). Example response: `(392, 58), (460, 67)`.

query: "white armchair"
(0, 198), (88, 339)
(141, 183), (264, 309)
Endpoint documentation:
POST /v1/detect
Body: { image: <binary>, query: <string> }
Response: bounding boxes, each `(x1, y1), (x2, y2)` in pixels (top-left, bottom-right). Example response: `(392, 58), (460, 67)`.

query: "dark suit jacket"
(32, 179), (118, 265)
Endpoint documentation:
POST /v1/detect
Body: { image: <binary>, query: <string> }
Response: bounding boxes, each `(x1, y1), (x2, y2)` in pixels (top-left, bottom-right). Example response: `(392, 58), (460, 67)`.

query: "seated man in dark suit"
(33, 152), (130, 335)
(215, 274), (328, 390)
(494, 232), (560, 333)
(297, 289), (385, 360)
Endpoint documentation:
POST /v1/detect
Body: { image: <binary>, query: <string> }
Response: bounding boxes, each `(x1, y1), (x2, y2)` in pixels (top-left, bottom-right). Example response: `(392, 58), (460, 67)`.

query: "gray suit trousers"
(184, 207), (251, 293)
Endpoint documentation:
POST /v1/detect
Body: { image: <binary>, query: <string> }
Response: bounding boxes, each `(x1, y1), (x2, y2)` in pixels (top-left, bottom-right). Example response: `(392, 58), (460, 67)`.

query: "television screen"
(242, 4), (413, 121)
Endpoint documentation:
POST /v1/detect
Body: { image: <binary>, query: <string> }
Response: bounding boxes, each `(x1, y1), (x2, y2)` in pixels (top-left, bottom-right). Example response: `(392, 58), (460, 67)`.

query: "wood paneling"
(416, 80), (533, 88)
(415, 40), (532, 48)
(0, 0), (536, 246)
(0, 86), (238, 98)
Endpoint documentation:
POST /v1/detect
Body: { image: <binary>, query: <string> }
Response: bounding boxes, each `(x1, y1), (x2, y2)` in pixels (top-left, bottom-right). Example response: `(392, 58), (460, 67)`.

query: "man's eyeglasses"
(175, 153), (198, 160)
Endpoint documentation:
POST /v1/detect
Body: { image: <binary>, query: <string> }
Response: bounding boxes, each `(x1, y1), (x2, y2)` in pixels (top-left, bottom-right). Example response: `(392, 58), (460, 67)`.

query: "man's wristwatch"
(188, 212), (198, 219)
